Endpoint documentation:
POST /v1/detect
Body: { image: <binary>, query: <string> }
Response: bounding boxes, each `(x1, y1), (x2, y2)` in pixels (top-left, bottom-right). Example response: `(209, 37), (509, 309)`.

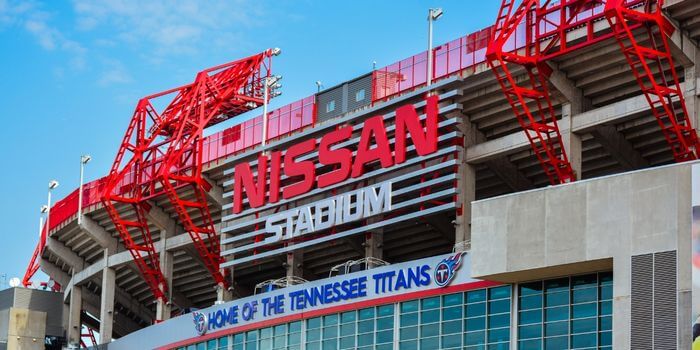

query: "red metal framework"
(488, 0), (699, 184)
(101, 49), (277, 304)
(605, 0), (700, 161)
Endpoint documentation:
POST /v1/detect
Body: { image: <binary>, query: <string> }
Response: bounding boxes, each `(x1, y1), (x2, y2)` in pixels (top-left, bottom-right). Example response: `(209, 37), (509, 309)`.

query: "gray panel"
(653, 250), (677, 349)
(12, 289), (63, 337)
(0, 289), (14, 311)
(346, 74), (373, 112)
(631, 253), (653, 350)
(316, 84), (344, 122)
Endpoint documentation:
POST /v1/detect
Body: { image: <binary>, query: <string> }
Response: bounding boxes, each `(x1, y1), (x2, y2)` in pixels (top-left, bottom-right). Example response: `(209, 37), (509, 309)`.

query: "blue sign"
(434, 252), (465, 287)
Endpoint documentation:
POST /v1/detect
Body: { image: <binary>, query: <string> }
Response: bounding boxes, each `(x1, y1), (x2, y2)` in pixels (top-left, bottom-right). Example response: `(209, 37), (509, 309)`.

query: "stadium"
(8, 0), (700, 349)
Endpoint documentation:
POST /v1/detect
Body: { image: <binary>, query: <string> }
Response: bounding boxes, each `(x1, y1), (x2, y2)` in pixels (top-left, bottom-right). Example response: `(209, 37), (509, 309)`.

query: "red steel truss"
(101, 50), (277, 304)
(605, 0), (700, 161)
(487, 0), (699, 184)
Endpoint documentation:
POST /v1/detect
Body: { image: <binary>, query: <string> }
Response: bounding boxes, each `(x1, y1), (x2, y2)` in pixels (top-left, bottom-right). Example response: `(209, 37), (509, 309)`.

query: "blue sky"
(0, 1), (500, 287)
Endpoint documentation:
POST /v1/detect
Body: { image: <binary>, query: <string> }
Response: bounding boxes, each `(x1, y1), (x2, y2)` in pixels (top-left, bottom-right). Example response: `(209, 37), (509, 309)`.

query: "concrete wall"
(5, 308), (46, 350)
(470, 162), (694, 349)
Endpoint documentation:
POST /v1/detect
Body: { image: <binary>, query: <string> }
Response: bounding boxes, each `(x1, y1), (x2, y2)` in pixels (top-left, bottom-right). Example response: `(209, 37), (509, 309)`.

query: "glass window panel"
(274, 324), (286, 335)
(376, 330), (393, 344)
(544, 335), (568, 350)
(488, 328), (510, 343)
(288, 332), (301, 345)
(519, 310), (543, 325)
(599, 272), (613, 285)
(546, 291), (569, 307)
(600, 301), (612, 316)
(443, 306), (462, 320)
(308, 317), (321, 329)
(572, 302), (597, 318)
(259, 339), (271, 349)
(340, 323), (355, 336)
(489, 299), (510, 314)
(400, 313), (418, 326)
(571, 318), (596, 334)
(572, 287), (597, 304)
(545, 306), (568, 322)
(207, 340), (216, 350)
(519, 339), (542, 350)
(376, 316), (393, 330)
(442, 333), (462, 348)
(489, 313), (510, 328)
(488, 344), (510, 350)
(465, 316), (486, 331)
(420, 336), (439, 349)
(421, 296), (440, 310)
(599, 285), (613, 300)
(218, 336), (228, 348)
(399, 340), (417, 350)
(377, 305), (393, 317)
(339, 336), (354, 349)
(244, 341), (257, 350)
(544, 278), (569, 292)
(246, 331), (258, 341)
(376, 343), (392, 350)
(400, 326), (418, 340)
(358, 333), (374, 346)
(421, 309), (440, 323)
(464, 330), (485, 345)
(272, 335), (285, 348)
(197, 343), (206, 350)
(234, 334), (244, 344)
(571, 274), (597, 289)
(442, 320), (461, 334)
(489, 286), (511, 299)
(322, 326), (338, 339)
(260, 327), (272, 339)
(466, 302), (486, 317)
(322, 339), (337, 350)
(358, 308), (374, 320)
(545, 321), (569, 337)
(600, 316), (612, 331)
(519, 324), (542, 339)
(306, 342), (319, 350)
(358, 319), (374, 333)
(520, 295), (543, 310)
(341, 311), (356, 323)
(401, 301), (419, 313)
(421, 323), (439, 337)
(443, 293), (463, 306)
(571, 333), (597, 348)
(307, 329), (321, 341)
(519, 282), (543, 296)
(289, 321), (301, 332)
(599, 331), (612, 346)
(467, 289), (487, 303)
(324, 314), (338, 326)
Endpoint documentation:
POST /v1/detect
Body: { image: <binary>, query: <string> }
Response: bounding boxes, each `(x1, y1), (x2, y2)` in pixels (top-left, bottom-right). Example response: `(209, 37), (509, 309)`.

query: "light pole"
(427, 8), (443, 88)
(316, 81), (323, 93)
(78, 155), (91, 225)
(261, 75), (282, 149)
(46, 180), (59, 239)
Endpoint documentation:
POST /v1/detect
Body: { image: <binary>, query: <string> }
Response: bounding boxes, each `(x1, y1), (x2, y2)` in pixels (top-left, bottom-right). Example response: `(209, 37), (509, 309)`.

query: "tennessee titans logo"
(193, 311), (208, 336)
(434, 252), (465, 287)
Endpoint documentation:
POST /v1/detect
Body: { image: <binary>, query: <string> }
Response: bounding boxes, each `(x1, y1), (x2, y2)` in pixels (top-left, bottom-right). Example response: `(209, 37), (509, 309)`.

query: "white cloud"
(72, 0), (263, 58)
(98, 59), (133, 86)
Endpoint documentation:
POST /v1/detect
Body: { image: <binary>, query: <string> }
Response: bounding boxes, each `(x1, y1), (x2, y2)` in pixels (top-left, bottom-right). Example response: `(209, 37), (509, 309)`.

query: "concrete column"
(686, 49), (700, 137)
(99, 251), (116, 344)
(156, 226), (175, 321)
(560, 103), (583, 180)
(286, 250), (304, 278)
(67, 285), (82, 348)
(364, 231), (383, 261)
(457, 118), (478, 245)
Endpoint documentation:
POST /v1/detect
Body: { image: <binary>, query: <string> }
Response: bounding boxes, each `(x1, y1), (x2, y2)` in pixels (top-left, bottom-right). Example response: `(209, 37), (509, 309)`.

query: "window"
(355, 89), (366, 102)
(516, 272), (613, 350)
(326, 100), (335, 113)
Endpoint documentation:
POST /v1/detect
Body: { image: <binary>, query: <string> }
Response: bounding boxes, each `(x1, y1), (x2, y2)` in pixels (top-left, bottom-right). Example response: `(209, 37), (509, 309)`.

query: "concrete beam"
(99, 263), (116, 344)
(485, 157), (535, 191)
(549, 63), (592, 114)
(80, 286), (141, 337)
(590, 125), (649, 170)
(67, 281), (82, 347)
(39, 258), (70, 287)
(202, 174), (227, 207)
(45, 237), (84, 272)
(78, 215), (118, 254)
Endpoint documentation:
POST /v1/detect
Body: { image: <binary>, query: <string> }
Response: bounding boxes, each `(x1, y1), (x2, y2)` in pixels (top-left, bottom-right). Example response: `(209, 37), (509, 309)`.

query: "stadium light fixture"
(45, 180), (58, 239)
(316, 81), (323, 92)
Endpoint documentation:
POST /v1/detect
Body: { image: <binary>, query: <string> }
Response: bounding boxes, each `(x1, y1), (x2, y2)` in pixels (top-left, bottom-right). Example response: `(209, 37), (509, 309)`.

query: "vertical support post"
(456, 115), (479, 247)
(261, 77), (269, 149)
(286, 251), (304, 278)
(67, 285), (82, 348)
(560, 103), (583, 179)
(156, 225), (174, 321)
(364, 231), (383, 261)
(99, 250), (115, 344)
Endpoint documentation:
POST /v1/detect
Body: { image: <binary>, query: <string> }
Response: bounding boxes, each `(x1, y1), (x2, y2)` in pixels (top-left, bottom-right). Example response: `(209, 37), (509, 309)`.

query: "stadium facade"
(16, 0), (700, 349)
